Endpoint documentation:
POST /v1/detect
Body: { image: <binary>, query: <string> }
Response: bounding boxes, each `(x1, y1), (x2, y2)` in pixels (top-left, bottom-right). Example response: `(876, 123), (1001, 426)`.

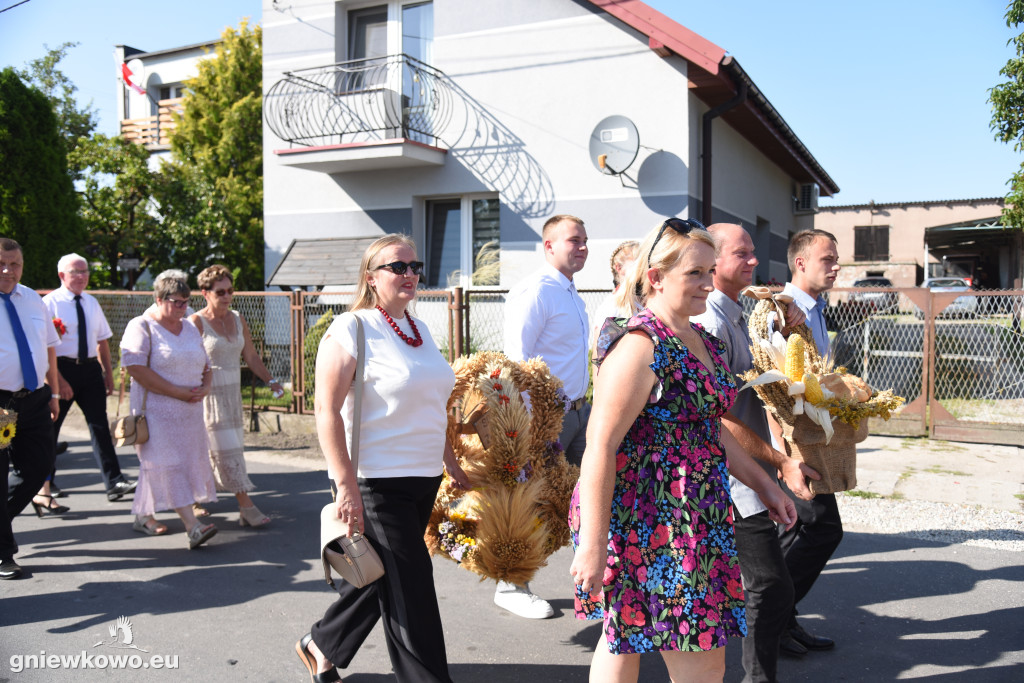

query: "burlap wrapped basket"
(746, 298), (866, 494)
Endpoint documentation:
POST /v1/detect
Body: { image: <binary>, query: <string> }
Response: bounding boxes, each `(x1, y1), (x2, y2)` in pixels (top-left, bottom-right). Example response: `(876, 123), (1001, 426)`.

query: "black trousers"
(312, 475), (451, 683)
(53, 357), (125, 490)
(777, 485), (843, 623)
(734, 509), (794, 683)
(2, 387), (56, 559)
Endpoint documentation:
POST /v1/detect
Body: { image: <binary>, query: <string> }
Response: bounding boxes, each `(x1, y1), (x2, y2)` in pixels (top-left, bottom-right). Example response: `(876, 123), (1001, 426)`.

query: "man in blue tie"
(44, 254), (136, 502)
(772, 229), (842, 656)
(0, 238), (60, 580)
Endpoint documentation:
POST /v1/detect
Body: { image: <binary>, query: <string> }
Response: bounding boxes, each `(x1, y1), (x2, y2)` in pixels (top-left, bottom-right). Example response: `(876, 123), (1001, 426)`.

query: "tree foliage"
(0, 67), (84, 288)
(16, 42), (98, 171)
(68, 135), (159, 288)
(990, 0), (1024, 229)
(161, 20), (264, 288)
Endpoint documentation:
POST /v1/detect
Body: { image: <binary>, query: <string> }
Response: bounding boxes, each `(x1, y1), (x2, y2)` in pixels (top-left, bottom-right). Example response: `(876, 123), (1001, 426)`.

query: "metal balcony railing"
(264, 54), (456, 148)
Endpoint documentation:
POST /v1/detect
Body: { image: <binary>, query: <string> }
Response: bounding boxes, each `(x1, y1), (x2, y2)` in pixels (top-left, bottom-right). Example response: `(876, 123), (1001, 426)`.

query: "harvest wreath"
(740, 289), (904, 494)
(424, 351), (578, 585)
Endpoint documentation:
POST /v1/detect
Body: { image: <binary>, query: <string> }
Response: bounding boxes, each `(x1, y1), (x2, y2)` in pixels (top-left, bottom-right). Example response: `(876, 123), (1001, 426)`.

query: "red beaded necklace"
(375, 305), (423, 347)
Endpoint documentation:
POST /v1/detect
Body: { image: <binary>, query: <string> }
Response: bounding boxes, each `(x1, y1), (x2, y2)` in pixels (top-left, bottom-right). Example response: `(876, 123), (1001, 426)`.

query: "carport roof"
(267, 236), (381, 288)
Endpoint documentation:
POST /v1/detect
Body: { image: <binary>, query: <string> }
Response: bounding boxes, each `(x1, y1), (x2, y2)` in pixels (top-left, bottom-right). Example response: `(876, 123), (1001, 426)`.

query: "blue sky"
(0, 0), (1019, 207)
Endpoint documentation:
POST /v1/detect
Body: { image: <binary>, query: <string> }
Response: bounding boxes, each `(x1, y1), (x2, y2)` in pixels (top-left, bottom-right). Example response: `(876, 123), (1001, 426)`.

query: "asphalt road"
(2, 432), (1023, 682)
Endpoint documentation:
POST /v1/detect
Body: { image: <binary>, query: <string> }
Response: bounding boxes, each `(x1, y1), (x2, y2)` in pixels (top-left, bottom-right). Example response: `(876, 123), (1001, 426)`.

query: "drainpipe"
(701, 62), (748, 226)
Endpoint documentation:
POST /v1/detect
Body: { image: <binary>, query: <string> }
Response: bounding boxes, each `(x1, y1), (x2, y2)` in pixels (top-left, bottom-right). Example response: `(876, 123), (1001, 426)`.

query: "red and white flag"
(120, 62), (146, 95)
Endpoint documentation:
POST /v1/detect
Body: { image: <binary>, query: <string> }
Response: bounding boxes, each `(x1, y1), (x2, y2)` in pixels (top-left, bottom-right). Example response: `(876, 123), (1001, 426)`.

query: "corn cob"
(803, 372), (824, 404)
(784, 334), (806, 382)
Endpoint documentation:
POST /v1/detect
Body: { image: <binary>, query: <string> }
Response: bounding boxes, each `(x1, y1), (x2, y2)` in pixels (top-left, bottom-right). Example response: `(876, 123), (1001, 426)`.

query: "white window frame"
(421, 193), (500, 289)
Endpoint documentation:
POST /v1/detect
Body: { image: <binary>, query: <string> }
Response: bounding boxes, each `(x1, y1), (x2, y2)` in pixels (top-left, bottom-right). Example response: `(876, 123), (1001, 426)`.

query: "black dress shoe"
(55, 441), (68, 455)
(789, 621), (835, 650)
(0, 558), (23, 580)
(779, 632), (808, 658)
(107, 480), (138, 502)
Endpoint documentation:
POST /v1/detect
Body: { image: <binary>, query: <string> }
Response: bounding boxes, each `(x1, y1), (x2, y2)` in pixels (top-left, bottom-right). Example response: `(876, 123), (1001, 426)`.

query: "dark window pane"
(426, 199), (461, 288)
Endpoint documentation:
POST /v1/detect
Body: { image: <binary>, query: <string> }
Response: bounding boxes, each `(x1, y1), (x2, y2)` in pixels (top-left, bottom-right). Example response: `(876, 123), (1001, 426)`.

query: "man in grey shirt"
(693, 223), (822, 682)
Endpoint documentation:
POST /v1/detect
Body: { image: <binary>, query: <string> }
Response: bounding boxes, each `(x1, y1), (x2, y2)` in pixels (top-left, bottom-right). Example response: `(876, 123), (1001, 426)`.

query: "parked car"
(849, 276), (898, 313)
(921, 277), (977, 317)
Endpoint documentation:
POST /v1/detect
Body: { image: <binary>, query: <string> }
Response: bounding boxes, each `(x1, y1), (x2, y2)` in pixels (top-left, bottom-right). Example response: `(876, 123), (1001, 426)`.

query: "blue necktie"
(814, 298), (829, 354)
(1, 291), (40, 391)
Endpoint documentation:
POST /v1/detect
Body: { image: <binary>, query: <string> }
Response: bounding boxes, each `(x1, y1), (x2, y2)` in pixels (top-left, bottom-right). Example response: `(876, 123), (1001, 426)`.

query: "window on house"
(854, 225), (889, 262)
(158, 84), (187, 101)
(425, 196), (500, 288)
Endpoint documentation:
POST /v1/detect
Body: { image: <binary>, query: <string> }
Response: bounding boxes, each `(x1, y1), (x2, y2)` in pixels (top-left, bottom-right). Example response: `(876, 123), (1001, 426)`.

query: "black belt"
(58, 356), (98, 365)
(0, 386), (46, 400)
(568, 397), (586, 411)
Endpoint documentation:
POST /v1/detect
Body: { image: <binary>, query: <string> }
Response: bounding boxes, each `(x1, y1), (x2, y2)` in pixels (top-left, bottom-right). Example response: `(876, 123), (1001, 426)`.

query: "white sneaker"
(493, 581), (554, 619)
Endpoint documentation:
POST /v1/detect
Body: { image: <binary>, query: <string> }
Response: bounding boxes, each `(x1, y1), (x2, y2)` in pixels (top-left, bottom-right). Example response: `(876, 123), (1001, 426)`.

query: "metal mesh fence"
(64, 287), (1024, 435)
(296, 290), (454, 412)
(66, 291), (293, 408)
(930, 290), (1024, 423)
(464, 288), (612, 352)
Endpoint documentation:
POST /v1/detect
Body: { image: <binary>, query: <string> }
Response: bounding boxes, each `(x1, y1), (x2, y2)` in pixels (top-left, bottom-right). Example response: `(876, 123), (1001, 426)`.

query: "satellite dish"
(589, 115), (639, 176)
(126, 59), (145, 83)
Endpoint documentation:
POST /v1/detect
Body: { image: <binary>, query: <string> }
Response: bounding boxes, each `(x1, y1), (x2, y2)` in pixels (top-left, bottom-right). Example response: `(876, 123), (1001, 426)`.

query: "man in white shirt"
(770, 229), (842, 657)
(44, 254), (136, 502)
(1, 238), (60, 580)
(499, 214), (590, 619)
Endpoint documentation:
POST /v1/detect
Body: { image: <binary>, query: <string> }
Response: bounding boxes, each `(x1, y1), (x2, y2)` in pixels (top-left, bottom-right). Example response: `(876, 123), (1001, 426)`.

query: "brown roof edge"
(586, 0), (725, 75)
(586, 0), (839, 197)
(719, 57), (840, 196)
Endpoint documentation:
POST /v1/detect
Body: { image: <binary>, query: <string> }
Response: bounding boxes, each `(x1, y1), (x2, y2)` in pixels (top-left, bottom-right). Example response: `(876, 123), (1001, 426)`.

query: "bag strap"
(350, 315), (365, 472)
(116, 319), (152, 419)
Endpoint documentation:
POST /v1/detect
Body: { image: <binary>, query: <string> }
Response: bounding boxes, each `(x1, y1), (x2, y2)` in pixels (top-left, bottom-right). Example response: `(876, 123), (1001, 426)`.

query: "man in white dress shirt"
(1, 238), (60, 580)
(770, 229), (842, 656)
(499, 214), (591, 619)
(43, 254), (136, 501)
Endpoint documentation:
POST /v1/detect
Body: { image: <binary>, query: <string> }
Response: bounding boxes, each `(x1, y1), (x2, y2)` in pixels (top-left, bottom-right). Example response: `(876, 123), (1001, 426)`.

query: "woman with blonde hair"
(591, 240), (640, 348)
(569, 218), (795, 682)
(295, 234), (469, 683)
(189, 265), (282, 527)
(120, 271), (218, 548)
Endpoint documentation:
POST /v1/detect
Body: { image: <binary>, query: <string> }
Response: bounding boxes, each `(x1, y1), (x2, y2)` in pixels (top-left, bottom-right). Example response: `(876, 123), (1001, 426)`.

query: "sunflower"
(0, 410), (16, 449)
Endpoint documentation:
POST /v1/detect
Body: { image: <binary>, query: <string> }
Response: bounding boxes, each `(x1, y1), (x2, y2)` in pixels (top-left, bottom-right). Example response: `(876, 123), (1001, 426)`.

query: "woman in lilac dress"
(569, 220), (795, 682)
(120, 271), (218, 548)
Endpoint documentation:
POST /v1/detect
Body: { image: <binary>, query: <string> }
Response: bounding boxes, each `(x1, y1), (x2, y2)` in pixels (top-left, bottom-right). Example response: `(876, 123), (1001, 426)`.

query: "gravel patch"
(837, 494), (1024, 553)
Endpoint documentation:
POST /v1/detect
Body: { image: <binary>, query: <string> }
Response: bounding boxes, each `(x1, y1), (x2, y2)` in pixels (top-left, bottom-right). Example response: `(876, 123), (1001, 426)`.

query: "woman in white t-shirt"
(295, 234), (470, 683)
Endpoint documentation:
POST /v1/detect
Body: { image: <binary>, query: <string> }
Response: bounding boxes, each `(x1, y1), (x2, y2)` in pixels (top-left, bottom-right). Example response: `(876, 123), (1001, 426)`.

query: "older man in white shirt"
(44, 253), (136, 502)
(498, 214), (590, 619)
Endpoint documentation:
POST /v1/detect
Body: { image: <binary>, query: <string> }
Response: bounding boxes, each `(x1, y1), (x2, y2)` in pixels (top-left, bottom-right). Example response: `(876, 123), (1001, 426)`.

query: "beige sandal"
(187, 522), (217, 549)
(239, 505), (271, 528)
(193, 503), (211, 517)
(133, 515), (168, 536)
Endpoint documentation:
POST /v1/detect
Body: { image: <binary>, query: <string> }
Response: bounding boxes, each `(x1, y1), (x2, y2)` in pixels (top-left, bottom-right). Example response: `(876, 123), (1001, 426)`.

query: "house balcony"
(264, 54), (453, 173)
(120, 97), (184, 151)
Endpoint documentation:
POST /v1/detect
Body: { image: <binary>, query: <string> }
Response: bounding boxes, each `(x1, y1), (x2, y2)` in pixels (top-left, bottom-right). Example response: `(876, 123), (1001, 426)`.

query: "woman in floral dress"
(569, 219), (795, 682)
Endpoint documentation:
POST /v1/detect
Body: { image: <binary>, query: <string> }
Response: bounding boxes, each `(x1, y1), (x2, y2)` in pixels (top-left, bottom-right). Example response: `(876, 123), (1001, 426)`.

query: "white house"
(261, 0), (838, 291)
(115, 40), (220, 157)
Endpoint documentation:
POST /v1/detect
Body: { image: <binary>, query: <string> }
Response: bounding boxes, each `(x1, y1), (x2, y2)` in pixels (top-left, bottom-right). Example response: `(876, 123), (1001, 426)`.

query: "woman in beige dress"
(189, 265), (283, 528)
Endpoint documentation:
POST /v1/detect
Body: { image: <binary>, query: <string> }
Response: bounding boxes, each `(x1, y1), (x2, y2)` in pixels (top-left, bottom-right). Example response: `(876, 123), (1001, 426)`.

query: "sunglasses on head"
(374, 260), (424, 276)
(646, 218), (706, 266)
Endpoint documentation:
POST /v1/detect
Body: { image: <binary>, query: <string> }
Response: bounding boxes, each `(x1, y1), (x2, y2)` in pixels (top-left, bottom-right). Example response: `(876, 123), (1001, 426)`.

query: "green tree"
(16, 42), (98, 170)
(0, 67), (84, 287)
(990, 0), (1024, 229)
(163, 20), (264, 288)
(68, 135), (159, 288)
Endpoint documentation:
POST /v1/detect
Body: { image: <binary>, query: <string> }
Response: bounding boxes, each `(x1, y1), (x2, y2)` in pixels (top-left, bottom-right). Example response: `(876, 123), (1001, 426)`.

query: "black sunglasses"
(374, 260), (424, 276)
(646, 218), (706, 266)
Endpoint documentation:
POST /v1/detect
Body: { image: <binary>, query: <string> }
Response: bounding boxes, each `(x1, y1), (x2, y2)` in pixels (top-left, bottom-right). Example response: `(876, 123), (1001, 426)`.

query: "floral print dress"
(569, 309), (746, 654)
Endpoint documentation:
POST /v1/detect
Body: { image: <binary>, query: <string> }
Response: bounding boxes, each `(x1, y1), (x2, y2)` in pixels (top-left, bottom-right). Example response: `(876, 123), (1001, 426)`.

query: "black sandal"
(295, 633), (340, 683)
